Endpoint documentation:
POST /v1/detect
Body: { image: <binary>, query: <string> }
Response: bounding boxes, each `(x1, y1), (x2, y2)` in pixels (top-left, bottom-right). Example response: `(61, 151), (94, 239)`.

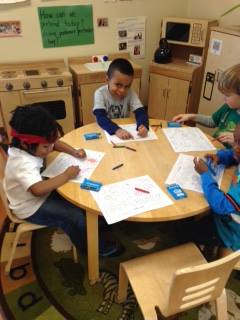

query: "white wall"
(0, 0), (188, 104)
(187, 0), (240, 25)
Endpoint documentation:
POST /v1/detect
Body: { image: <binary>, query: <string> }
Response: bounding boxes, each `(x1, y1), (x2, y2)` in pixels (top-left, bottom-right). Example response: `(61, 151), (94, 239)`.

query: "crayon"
(112, 163), (124, 170)
(134, 187), (150, 194)
(125, 146), (137, 152)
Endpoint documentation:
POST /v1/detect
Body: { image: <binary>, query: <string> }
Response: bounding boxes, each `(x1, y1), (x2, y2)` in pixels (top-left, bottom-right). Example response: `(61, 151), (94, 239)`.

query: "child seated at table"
(4, 104), (122, 257)
(172, 64), (240, 148)
(93, 58), (149, 140)
(185, 123), (240, 258)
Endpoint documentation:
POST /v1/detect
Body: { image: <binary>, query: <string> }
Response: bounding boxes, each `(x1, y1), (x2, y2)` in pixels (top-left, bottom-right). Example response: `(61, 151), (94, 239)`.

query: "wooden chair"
(118, 242), (240, 320)
(0, 146), (78, 274)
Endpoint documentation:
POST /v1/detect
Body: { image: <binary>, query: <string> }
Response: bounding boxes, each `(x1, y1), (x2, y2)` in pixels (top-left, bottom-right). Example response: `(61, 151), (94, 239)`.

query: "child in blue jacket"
(193, 123), (240, 254)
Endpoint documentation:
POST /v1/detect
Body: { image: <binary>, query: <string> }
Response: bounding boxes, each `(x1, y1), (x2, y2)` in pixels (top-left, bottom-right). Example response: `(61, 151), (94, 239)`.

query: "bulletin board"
(38, 5), (94, 48)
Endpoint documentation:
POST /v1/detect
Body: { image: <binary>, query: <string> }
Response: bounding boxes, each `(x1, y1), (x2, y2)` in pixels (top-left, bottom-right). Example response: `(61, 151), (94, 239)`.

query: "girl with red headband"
(4, 105), (122, 256)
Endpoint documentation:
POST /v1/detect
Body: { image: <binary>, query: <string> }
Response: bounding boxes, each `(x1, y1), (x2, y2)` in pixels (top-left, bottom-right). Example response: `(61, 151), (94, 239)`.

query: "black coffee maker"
(154, 38), (172, 64)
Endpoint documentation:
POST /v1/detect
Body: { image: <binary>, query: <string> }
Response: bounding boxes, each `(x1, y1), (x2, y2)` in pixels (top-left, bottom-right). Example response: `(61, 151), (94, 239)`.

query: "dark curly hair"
(10, 104), (59, 154)
(107, 58), (134, 79)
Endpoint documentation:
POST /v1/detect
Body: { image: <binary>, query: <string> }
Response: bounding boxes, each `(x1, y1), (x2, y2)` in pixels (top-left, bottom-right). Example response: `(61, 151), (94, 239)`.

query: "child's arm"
(54, 140), (86, 158)
(93, 109), (133, 139)
(193, 157), (236, 215)
(134, 107), (149, 137)
(172, 114), (216, 127)
(29, 165), (80, 197)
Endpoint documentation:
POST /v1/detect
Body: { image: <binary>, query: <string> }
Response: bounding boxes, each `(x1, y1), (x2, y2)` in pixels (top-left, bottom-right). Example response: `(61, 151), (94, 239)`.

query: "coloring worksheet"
(165, 154), (224, 193)
(42, 149), (105, 183)
(91, 175), (173, 224)
(163, 127), (216, 152)
(104, 124), (158, 144)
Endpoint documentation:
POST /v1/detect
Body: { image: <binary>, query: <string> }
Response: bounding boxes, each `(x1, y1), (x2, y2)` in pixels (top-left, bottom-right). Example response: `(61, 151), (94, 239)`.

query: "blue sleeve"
(134, 107), (149, 130)
(200, 171), (236, 215)
(216, 149), (237, 166)
(93, 109), (120, 135)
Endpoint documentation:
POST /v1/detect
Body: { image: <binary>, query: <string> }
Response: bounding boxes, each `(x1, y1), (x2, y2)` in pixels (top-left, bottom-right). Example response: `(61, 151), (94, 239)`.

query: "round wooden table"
(57, 119), (232, 284)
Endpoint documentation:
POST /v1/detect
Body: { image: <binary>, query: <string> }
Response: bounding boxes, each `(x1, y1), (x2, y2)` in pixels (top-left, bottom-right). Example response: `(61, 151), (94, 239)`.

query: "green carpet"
(1, 221), (240, 319)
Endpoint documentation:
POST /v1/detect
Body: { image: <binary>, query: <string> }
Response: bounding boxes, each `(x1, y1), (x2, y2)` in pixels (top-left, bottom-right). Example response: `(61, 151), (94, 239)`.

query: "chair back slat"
(166, 251), (240, 315)
(0, 146), (23, 224)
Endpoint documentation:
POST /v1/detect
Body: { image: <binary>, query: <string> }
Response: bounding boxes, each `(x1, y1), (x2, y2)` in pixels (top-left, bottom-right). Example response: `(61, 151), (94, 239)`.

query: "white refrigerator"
(198, 26), (240, 134)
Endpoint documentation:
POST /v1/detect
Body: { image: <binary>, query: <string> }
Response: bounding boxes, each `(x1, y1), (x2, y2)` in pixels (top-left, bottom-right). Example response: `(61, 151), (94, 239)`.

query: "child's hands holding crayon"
(216, 132), (234, 146)
(193, 157), (208, 174)
(137, 124), (148, 138)
(204, 153), (219, 166)
(115, 128), (133, 140)
(72, 148), (87, 159)
(64, 165), (80, 180)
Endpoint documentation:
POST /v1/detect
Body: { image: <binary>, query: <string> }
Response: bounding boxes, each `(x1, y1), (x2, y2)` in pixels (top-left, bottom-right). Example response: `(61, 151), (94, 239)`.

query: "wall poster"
(117, 16), (145, 59)
(38, 5), (94, 48)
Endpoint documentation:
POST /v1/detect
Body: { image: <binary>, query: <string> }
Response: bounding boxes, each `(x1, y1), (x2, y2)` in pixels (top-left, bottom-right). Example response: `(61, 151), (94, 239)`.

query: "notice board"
(38, 5), (94, 48)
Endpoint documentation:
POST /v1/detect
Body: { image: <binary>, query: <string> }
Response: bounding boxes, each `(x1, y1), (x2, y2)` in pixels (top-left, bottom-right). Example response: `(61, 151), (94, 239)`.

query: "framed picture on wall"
(0, 21), (22, 37)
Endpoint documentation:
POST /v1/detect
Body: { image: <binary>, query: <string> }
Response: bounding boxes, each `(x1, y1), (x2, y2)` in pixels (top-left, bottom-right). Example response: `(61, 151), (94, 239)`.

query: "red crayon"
(135, 187), (150, 194)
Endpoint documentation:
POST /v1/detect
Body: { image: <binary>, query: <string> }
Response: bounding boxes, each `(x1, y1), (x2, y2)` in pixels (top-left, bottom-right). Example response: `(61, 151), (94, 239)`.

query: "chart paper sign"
(38, 5), (94, 48)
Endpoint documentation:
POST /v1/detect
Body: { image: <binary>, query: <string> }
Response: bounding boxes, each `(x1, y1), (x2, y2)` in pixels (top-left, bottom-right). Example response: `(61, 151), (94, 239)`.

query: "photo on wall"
(0, 20), (21, 37)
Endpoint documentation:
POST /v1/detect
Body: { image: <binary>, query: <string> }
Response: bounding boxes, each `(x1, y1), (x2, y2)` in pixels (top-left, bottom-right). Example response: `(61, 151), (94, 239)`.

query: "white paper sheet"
(91, 175), (173, 224)
(42, 149), (105, 183)
(104, 124), (158, 144)
(163, 127), (216, 152)
(165, 154), (224, 193)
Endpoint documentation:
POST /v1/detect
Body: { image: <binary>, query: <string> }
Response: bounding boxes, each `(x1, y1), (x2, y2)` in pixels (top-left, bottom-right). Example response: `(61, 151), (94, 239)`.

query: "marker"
(125, 146), (136, 152)
(112, 163), (124, 170)
(134, 187), (150, 194)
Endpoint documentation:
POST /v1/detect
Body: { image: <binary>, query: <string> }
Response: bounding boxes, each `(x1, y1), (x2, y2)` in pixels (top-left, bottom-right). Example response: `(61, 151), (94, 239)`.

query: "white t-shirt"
(4, 147), (49, 219)
(93, 85), (143, 119)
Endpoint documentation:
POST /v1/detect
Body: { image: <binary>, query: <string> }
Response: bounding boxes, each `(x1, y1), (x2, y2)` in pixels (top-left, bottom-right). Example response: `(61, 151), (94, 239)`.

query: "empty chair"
(118, 242), (240, 320)
(0, 146), (78, 274)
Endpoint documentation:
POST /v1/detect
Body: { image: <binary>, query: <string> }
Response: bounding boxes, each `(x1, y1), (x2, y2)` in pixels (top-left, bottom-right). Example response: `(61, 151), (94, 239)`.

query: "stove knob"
(57, 79), (64, 86)
(5, 83), (13, 91)
(23, 81), (31, 90)
(41, 80), (48, 88)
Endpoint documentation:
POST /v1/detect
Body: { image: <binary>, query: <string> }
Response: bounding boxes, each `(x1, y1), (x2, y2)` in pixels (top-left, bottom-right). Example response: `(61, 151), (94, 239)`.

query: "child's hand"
(137, 125), (148, 138)
(115, 128), (133, 140)
(217, 132), (234, 146)
(204, 153), (219, 165)
(72, 148), (86, 159)
(172, 113), (196, 123)
(193, 157), (208, 174)
(64, 165), (80, 180)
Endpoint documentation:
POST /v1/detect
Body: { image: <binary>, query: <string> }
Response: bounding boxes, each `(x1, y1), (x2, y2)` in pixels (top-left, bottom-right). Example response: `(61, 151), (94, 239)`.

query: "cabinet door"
(80, 82), (105, 125)
(148, 74), (168, 119)
(165, 78), (189, 120)
(80, 78), (141, 125)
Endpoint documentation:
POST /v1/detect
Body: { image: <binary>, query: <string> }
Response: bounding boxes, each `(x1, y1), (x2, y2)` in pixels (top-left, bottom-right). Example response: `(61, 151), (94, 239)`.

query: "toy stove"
(0, 59), (75, 138)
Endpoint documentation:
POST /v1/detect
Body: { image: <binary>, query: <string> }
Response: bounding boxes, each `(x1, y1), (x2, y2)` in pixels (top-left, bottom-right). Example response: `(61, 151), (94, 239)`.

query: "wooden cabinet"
(69, 53), (142, 126)
(148, 60), (202, 120)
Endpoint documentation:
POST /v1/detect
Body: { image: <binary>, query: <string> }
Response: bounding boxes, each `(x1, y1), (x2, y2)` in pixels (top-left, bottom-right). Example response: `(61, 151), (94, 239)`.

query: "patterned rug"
(1, 220), (240, 320)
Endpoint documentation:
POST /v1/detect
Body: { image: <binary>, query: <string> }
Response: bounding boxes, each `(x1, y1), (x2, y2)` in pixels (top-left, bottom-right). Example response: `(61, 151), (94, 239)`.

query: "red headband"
(11, 129), (57, 144)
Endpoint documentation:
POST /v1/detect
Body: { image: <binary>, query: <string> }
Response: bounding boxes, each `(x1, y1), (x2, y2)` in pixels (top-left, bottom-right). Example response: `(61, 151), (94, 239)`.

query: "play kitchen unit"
(148, 17), (218, 120)
(68, 52), (142, 126)
(0, 59), (75, 138)
(198, 26), (240, 134)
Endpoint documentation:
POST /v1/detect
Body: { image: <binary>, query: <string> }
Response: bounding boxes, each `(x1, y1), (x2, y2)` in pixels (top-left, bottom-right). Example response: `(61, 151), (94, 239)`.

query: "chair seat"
(120, 243), (207, 319)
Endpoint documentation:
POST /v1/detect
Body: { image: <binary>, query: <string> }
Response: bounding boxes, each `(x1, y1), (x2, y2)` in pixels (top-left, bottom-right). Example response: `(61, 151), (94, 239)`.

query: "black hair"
(107, 58), (134, 79)
(10, 104), (59, 154)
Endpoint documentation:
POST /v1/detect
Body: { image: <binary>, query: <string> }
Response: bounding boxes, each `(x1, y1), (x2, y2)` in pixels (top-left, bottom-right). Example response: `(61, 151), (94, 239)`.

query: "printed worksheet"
(104, 124), (158, 144)
(42, 149), (105, 183)
(165, 154), (224, 193)
(91, 175), (173, 224)
(163, 127), (216, 152)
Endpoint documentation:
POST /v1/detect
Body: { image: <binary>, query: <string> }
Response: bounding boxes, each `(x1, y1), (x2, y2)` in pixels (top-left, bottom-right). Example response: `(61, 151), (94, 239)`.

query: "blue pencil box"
(80, 178), (102, 191)
(167, 121), (182, 128)
(84, 132), (101, 140)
